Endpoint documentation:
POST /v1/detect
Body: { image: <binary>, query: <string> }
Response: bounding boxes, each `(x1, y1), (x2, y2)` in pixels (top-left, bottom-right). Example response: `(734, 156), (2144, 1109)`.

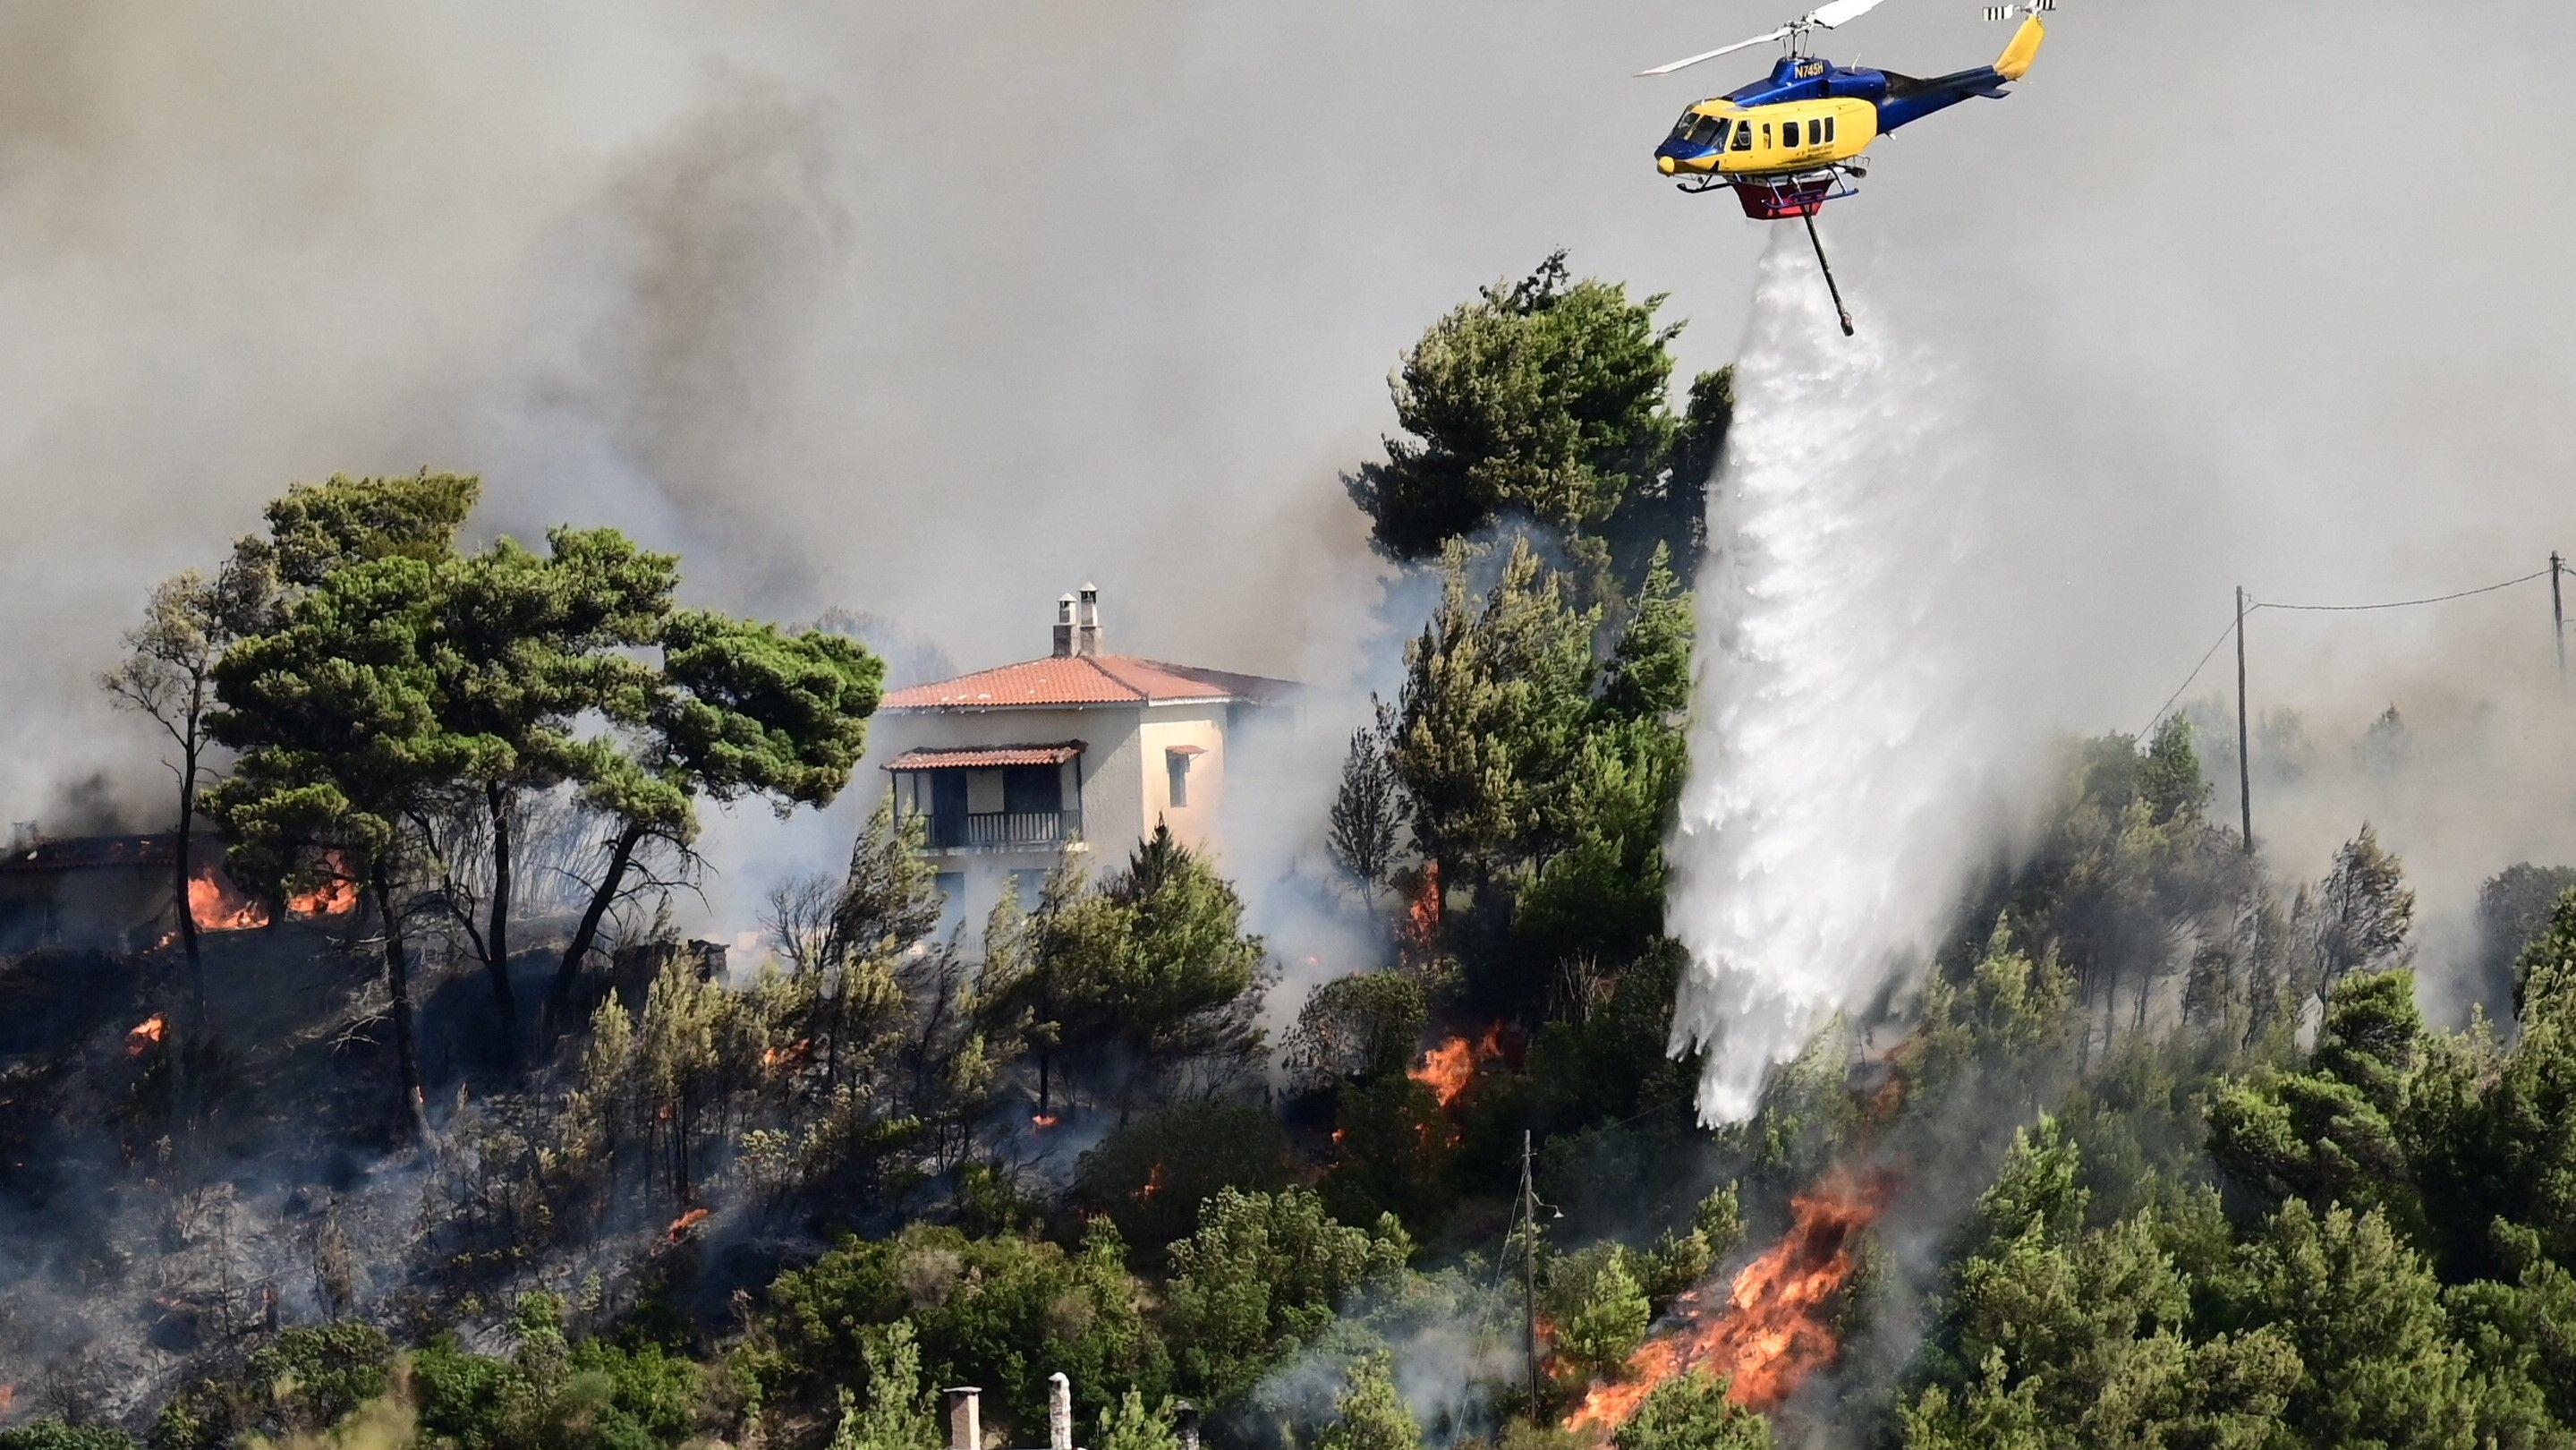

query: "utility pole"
(1520, 1130), (1541, 1412)
(2235, 586), (2254, 857)
(2553, 551), (2566, 686)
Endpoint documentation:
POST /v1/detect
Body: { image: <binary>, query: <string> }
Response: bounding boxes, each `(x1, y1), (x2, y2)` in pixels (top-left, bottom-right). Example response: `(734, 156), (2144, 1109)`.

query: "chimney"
(1175, 1403), (1201, 1450)
(7, 822), (35, 851)
(1052, 594), (1077, 659)
(1075, 584), (1102, 659)
(945, 1386), (982, 1450)
(1047, 1372), (1074, 1450)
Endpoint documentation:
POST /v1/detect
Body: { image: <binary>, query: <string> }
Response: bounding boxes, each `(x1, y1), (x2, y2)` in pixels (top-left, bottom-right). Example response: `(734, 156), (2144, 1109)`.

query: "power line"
(2249, 566), (2555, 613)
(2136, 616), (2240, 739)
(2136, 563), (2560, 737)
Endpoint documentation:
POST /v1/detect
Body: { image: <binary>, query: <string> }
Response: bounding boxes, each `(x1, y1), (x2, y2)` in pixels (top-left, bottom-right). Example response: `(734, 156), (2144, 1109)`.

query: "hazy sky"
(2, 2), (2569, 922)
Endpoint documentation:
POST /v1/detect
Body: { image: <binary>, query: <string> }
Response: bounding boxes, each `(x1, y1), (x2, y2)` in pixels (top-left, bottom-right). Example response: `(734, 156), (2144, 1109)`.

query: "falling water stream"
(1667, 230), (1995, 1122)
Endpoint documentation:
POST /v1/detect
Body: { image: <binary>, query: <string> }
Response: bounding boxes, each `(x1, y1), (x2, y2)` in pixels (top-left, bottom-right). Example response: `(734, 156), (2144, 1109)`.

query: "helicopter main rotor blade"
(1636, 25), (1793, 76)
(1807, 0), (1891, 29)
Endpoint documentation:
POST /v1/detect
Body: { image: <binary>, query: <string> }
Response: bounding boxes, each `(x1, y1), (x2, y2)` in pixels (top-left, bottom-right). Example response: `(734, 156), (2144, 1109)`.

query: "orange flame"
(1137, 1164), (1166, 1202)
(287, 867), (357, 917)
(0, 1382), (14, 1415)
(1398, 861), (1442, 964)
(1031, 1113), (1061, 1130)
(1565, 1170), (1889, 1437)
(761, 1038), (813, 1072)
(666, 1207), (711, 1242)
(187, 866), (268, 932)
(1408, 1022), (1508, 1109)
(127, 1015), (167, 1056)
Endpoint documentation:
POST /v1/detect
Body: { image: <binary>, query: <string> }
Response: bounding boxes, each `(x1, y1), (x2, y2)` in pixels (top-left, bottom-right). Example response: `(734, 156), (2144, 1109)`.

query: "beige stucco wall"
(859, 697), (1270, 939)
(859, 703), (1134, 940)
(1134, 704), (1227, 853)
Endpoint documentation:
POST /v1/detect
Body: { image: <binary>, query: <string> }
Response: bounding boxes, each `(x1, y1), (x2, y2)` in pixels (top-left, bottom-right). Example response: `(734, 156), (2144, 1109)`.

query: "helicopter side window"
(1704, 117), (1732, 149)
(1807, 119), (1824, 146)
(1824, 115), (1837, 143)
(1732, 123), (1754, 152)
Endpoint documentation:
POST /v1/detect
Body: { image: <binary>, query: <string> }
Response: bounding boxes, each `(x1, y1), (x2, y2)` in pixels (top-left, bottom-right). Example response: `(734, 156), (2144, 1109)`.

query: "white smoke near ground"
(1666, 234), (2036, 1123)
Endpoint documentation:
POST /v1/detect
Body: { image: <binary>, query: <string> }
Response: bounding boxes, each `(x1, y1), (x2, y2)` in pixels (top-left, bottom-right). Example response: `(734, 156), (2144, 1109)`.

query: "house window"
(1013, 869), (1048, 913)
(1165, 748), (1194, 807)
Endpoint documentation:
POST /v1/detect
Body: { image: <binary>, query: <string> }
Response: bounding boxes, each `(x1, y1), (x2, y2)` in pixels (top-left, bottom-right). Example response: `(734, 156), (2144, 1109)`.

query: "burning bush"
(1408, 1021), (1510, 1109)
(1567, 1171), (1889, 1436)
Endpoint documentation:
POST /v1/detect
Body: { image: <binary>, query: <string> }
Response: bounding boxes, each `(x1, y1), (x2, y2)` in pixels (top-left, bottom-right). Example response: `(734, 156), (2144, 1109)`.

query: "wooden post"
(2553, 551), (2565, 686)
(2235, 586), (2254, 857)
(1521, 1130), (1541, 1411)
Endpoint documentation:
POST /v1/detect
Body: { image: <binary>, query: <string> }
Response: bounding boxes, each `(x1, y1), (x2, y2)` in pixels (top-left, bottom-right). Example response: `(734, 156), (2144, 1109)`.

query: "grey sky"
(2, 3), (2567, 929)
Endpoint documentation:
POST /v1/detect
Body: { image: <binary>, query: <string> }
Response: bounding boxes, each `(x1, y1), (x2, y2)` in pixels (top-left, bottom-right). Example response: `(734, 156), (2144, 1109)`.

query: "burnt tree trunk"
(371, 862), (429, 1142)
(173, 756), (206, 1032)
(484, 783), (519, 1062)
(548, 819), (646, 1036)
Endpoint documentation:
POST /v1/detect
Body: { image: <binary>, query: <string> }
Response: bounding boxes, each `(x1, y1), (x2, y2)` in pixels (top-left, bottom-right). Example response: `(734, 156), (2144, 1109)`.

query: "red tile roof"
(881, 653), (1298, 712)
(883, 743), (1085, 771)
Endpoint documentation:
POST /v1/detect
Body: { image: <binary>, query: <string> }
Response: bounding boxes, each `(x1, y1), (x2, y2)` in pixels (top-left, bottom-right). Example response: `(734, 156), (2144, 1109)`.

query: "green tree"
(1161, 1186), (1413, 1403)
(825, 1321), (942, 1450)
(206, 550), (481, 1138)
(2299, 823), (2415, 1007)
(1545, 1243), (1651, 1381)
(2477, 866), (2576, 1005)
(1394, 538), (1597, 887)
(546, 609), (881, 1032)
(1311, 1352), (1419, 1450)
(761, 1221), (1164, 1433)
(1284, 971), (1430, 1090)
(429, 527), (676, 1048)
(0, 1424), (137, 1450)
(2511, 884), (2576, 1022)
(1075, 1103), (1293, 1262)
(1093, 1392), (1184, 1450)
(1611, 1371), (1771, 1450)
(2206, 969), (2427, 1240)
(1594, 547), (1693, 723)
(1013, 827), (1270, 1113)
(1327, 696), (1410, 913)
(1345, 253), (1682, 563)
(100, 553), (270, 1030)
(2241, 1199), (2478, 1450)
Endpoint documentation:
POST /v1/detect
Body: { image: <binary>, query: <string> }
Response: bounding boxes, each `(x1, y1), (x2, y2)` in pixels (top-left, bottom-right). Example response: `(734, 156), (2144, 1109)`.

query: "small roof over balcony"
(882, 742), (1085, 772)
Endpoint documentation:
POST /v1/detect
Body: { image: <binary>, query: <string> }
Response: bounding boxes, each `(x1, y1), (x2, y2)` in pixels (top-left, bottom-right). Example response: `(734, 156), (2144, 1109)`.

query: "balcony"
(919, 808), (1083, 853)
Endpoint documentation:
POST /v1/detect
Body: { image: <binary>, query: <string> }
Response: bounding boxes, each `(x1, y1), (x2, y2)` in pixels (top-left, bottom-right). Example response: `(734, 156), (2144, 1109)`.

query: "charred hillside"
(3, 254), (2575, 1450)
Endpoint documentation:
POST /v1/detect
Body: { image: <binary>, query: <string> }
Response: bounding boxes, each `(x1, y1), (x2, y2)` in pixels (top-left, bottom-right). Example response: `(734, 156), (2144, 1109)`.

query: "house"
(0, 830), (197, 954)
(869, 585), (1297, 936)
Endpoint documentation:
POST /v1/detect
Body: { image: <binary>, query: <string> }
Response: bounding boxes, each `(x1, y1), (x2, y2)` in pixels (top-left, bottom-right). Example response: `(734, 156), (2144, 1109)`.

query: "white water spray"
(1668, 233), (2002, 1122)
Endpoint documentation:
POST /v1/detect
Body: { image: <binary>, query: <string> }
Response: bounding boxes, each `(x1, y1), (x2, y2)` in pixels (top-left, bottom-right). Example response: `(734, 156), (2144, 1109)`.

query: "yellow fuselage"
(1655, 98), (1879, 179)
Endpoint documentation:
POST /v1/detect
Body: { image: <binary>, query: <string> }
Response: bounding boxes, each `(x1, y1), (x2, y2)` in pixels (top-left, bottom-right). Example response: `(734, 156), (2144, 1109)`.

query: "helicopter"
(1638, 0), (2053, 335)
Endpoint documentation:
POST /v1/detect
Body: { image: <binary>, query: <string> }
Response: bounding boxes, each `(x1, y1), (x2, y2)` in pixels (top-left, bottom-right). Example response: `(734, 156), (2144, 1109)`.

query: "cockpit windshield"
(1669, 111), (1730, 150)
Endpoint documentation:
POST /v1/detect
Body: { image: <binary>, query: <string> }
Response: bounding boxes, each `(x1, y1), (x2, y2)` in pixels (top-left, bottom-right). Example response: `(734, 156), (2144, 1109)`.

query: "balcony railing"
(921, 809), (1082, 852)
